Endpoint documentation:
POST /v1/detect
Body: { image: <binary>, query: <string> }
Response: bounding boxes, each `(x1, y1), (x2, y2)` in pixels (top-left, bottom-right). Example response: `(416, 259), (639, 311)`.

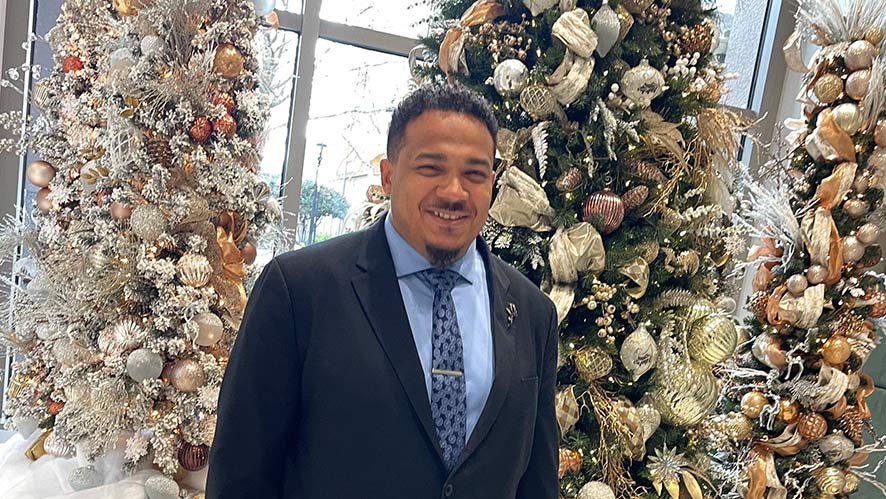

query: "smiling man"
(206, 84), (558, 499)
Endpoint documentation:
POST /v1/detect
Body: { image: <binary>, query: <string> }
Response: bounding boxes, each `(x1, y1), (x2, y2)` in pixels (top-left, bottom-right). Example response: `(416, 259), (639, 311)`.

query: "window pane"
(716, 0), (771, 108)
(299, 39), (411, 246)
(276, 0), (302, 15)
(255, 29), (299, 263)
(318, 0), (432, 38)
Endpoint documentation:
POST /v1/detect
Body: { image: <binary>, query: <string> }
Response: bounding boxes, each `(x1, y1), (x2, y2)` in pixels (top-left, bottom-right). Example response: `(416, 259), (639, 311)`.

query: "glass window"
(299, 39), (412, 246)
(717, 0), (771, 108)
(318, 0), (433, 38)
(276, 0), (302, 15)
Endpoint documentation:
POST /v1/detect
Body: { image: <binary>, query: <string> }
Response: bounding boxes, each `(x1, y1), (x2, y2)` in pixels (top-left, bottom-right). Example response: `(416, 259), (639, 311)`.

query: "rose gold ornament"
(177, 442), (209, 471)
(213, 114), (237, 139)
(210, 92), (235, 113)
(26, 160), (56, 188)
(169, 359), (205, 393)
(740, 391), (767, 419)
(845, 70), (871, 100)
(807, 264), (828, 285)
(582, 190), (625, 234)
(35, 188), (54, 212)
(822, 335), (852, 364)
(856, 223), (880, 245)
(240, 241), (257, 265)
(110, 201), (132, 220)
(813, 73), (843, 104)
(843, 198), (869, 218)
(846, 40), (878, 70)
(842, 235), (865, 263)
(189, 117), (212, 144)
(786, 274), (809, 296)
(212, 43), (245, 79)
(798, 412), (828, 441)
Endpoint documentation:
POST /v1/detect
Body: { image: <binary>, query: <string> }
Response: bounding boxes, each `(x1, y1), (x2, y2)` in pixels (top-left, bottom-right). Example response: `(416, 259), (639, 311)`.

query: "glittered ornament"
(110, 201), (132, 220)
(178, 442), (209, 471)
(845, 40), (878, 70)
(577, 481), (616, 499)
(797, 412), (828, 441)
(843, 472), (860, 493)
(678, 24), (713, 55)
(170, 359), (206, 392)
(582, 190), (624, 234)
(819, 432), (855, 462)
(146, 135), (172, 168)
(519, 84), (557, 118)
(592, 2), (620, 57)
(130, 204), (167, 241)
(573, 347), (613, 382)
(193, 311), (224, 346)
(558, 448), (582, 478)
(213, 113), (237, 139)
(822, 335), (852, 364)
(842, 235), (865, 263)
(648, 362), (718, 426)
(620, 325), (657, 380)
(213, 43), (245, 78)
(126, 348), (163, 382)
(69, 465), (103, 491)
(740, 391), (767, 419)
(687, 313), (737, 365)
(211, 92), (236, 113)
(831, 102), (863, 135)
(189, 116), (212, 143)
(724, 412), (754, 441)
(144, 475), (180, 499)
(857, 223), (880, 244)
(35, 188), (54, 212)
(26, 160), (55, 188)
(62, 55), (83, 73)
(777, 399), (800, 424)
(621, 59), (664, 108)
(621, 185), (649, 211)
(843, 198), (868, 217)
(98, 317), (143, 356)
(816, 467), (846, 495)
(555, 167), (582, 192)
(493, 59), (530, 96)
(807, 264), (828, 285)
(615, 5), (633, 41)
(556, 386), (581, 436)
(786, 274), (809, 296)
(177, 253), (213, 288)
(846, 69), (871, 100)
(813, 73), (843, 104)
(140, 34), (164, 57)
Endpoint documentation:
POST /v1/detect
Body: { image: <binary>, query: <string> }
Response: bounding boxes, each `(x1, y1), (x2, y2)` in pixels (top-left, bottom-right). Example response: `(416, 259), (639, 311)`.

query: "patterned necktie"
(416, 268), (467, 472)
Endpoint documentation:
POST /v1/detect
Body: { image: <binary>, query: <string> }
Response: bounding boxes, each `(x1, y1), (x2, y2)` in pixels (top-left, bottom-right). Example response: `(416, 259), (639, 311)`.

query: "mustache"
(426, 201), (470, 213)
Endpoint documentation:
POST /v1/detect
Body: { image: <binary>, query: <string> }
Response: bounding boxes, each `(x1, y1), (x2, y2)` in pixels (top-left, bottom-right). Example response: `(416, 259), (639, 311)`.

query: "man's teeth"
(433, 211), (463, 220)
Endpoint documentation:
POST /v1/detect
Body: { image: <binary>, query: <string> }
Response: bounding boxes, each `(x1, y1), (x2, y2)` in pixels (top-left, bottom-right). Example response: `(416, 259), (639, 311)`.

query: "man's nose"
(437, 174), (469, 201)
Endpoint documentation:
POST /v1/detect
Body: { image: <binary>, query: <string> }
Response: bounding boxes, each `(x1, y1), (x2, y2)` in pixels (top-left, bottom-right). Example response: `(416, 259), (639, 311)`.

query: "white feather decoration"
(531, 122), (550, 179)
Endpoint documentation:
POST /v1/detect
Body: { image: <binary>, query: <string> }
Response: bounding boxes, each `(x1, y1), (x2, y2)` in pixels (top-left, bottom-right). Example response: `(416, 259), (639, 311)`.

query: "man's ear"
(380, 158), (394, 196)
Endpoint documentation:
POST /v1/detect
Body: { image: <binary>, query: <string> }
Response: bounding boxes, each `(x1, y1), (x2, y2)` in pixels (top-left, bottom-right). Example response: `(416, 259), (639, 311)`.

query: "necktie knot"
(416, 268), (460, 294)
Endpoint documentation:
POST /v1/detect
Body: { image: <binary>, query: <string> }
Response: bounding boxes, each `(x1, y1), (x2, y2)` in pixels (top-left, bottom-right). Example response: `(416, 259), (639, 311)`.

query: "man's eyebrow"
(414, 152), (447, 162)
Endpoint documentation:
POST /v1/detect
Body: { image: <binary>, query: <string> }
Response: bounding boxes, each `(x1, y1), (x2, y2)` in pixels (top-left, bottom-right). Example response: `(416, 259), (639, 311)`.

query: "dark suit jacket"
(206, 218), (559, 498)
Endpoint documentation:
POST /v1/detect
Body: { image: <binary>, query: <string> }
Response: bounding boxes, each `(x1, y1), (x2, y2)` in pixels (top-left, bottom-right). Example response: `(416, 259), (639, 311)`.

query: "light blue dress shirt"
(384, 215), (494, 441)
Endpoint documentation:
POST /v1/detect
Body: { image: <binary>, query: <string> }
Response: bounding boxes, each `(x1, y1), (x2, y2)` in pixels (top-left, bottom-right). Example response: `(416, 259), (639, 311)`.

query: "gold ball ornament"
(35, 187), (54, 212)
(582, 190), (625, 234)
(856, 223), (880, 245)
(831, 102), (863, 135)
(822, 335), (852, 364)
(519, 84), (557, 118)
(741, 391), (768, 419)
(169, 359), (206, 393)
(866, 26), (885, 45)
(813, 73), (843, 104)
(648, 362), (718, 426)
(677, 24), (713, 55)
(688, 313), (737, 365)
(842, 235), (865, 263)
(816, 467), (846, 495)
(777, 400), (801, 424)
(875, 120), (886, 147)
(843, 472), (860, 493)
(178, 442), (209, 471)
(797, 412), (829, 441)
(573, 347), (613, 382)
(845, 40), (878, 71)
(845, 69), (871, 100)
(213, 43), (245, 79)
(177, 253), (213, 288)
(724, 412), (754, 441)
(843, 198), (869, 218)
(26, 160), (56, 188)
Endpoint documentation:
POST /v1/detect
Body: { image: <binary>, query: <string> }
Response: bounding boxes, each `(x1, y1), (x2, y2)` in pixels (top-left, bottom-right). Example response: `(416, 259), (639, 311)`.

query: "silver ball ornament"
(842, 235), (865, 262)
(126, 348), (163, 382)
(819, 432), (855, 462)
(69, 465), (103, 491)
(140, 35), (165, 57)
(493, 59), (530, 96)
(857, 223), (880, 245)
(577, 481), (616, 499)
(144, 475), (180, 499)
(130, 204), (167, 241)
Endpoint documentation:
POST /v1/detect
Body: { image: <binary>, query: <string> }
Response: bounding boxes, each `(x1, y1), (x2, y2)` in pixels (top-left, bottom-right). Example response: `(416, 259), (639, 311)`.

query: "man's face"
(381, 110), (495, 266)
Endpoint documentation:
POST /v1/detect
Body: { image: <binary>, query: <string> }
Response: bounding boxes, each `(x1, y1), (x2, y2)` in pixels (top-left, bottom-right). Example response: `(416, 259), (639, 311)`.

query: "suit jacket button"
(443, 483), (454, 497)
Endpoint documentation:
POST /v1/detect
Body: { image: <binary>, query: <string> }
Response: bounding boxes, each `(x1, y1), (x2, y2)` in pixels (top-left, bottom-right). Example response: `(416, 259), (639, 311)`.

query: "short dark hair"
(386, 84), (499, 162)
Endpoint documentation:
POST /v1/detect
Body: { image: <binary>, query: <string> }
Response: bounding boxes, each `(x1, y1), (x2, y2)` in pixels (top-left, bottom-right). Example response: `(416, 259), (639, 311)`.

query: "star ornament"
(646, 445), (704, 499)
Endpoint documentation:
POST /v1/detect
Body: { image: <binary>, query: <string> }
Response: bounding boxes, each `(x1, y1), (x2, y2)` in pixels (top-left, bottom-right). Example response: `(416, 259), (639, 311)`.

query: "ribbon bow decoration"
(438, 0), (505, 77)
(215, 211), (249, 310)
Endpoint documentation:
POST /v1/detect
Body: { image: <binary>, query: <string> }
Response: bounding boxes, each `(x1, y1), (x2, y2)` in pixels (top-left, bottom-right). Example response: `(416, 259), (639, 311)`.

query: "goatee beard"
(426, 245), (460, 268)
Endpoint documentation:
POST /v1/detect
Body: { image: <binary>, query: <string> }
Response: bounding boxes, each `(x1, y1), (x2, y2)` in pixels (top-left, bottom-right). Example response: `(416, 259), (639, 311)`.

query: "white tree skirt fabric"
(0, 430), (206, 499)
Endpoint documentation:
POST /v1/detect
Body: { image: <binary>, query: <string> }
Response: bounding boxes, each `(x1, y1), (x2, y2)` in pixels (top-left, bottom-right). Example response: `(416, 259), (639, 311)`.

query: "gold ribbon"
(215, 211), (248, 310)
(746, 447), (788, 499)
(489, 167), (555, 231)
(806, 110), (857, 164)
(749, 237), (782, 292)
(767, 284), (790, 328)
(438, 0), (505, 76)
(549, 223), (605, 283)
(815, 161), (857, 210)
(619, 258), (649, 298)
(801, 208), (844, 286)
(856, 373), (874, 420)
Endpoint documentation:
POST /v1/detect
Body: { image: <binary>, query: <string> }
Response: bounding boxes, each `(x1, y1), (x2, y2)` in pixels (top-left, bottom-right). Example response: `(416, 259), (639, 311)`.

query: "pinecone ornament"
(146, 135), (172, 169)
(629, 159), (667, 183)
(555, 168), (583, 192)
(622, 185), (649, 211)
(839, 407), (865, 445)
(749, 291), (769, 320)
(678, 24), (713, 55)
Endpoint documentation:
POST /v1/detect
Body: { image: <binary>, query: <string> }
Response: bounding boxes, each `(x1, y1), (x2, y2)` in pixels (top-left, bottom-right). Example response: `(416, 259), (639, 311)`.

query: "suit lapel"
(454, 239), (516, 471)
(351, 221), (445, 463)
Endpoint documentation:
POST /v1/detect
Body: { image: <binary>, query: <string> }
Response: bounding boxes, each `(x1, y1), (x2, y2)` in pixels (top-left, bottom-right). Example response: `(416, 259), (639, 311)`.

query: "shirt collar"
(384, 213), (478, 284)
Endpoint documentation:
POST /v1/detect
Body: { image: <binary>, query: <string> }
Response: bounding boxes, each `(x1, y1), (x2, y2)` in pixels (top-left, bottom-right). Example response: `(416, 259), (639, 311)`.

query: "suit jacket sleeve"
(516, 301), (560, 499)
(206, 258), (300, 498)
